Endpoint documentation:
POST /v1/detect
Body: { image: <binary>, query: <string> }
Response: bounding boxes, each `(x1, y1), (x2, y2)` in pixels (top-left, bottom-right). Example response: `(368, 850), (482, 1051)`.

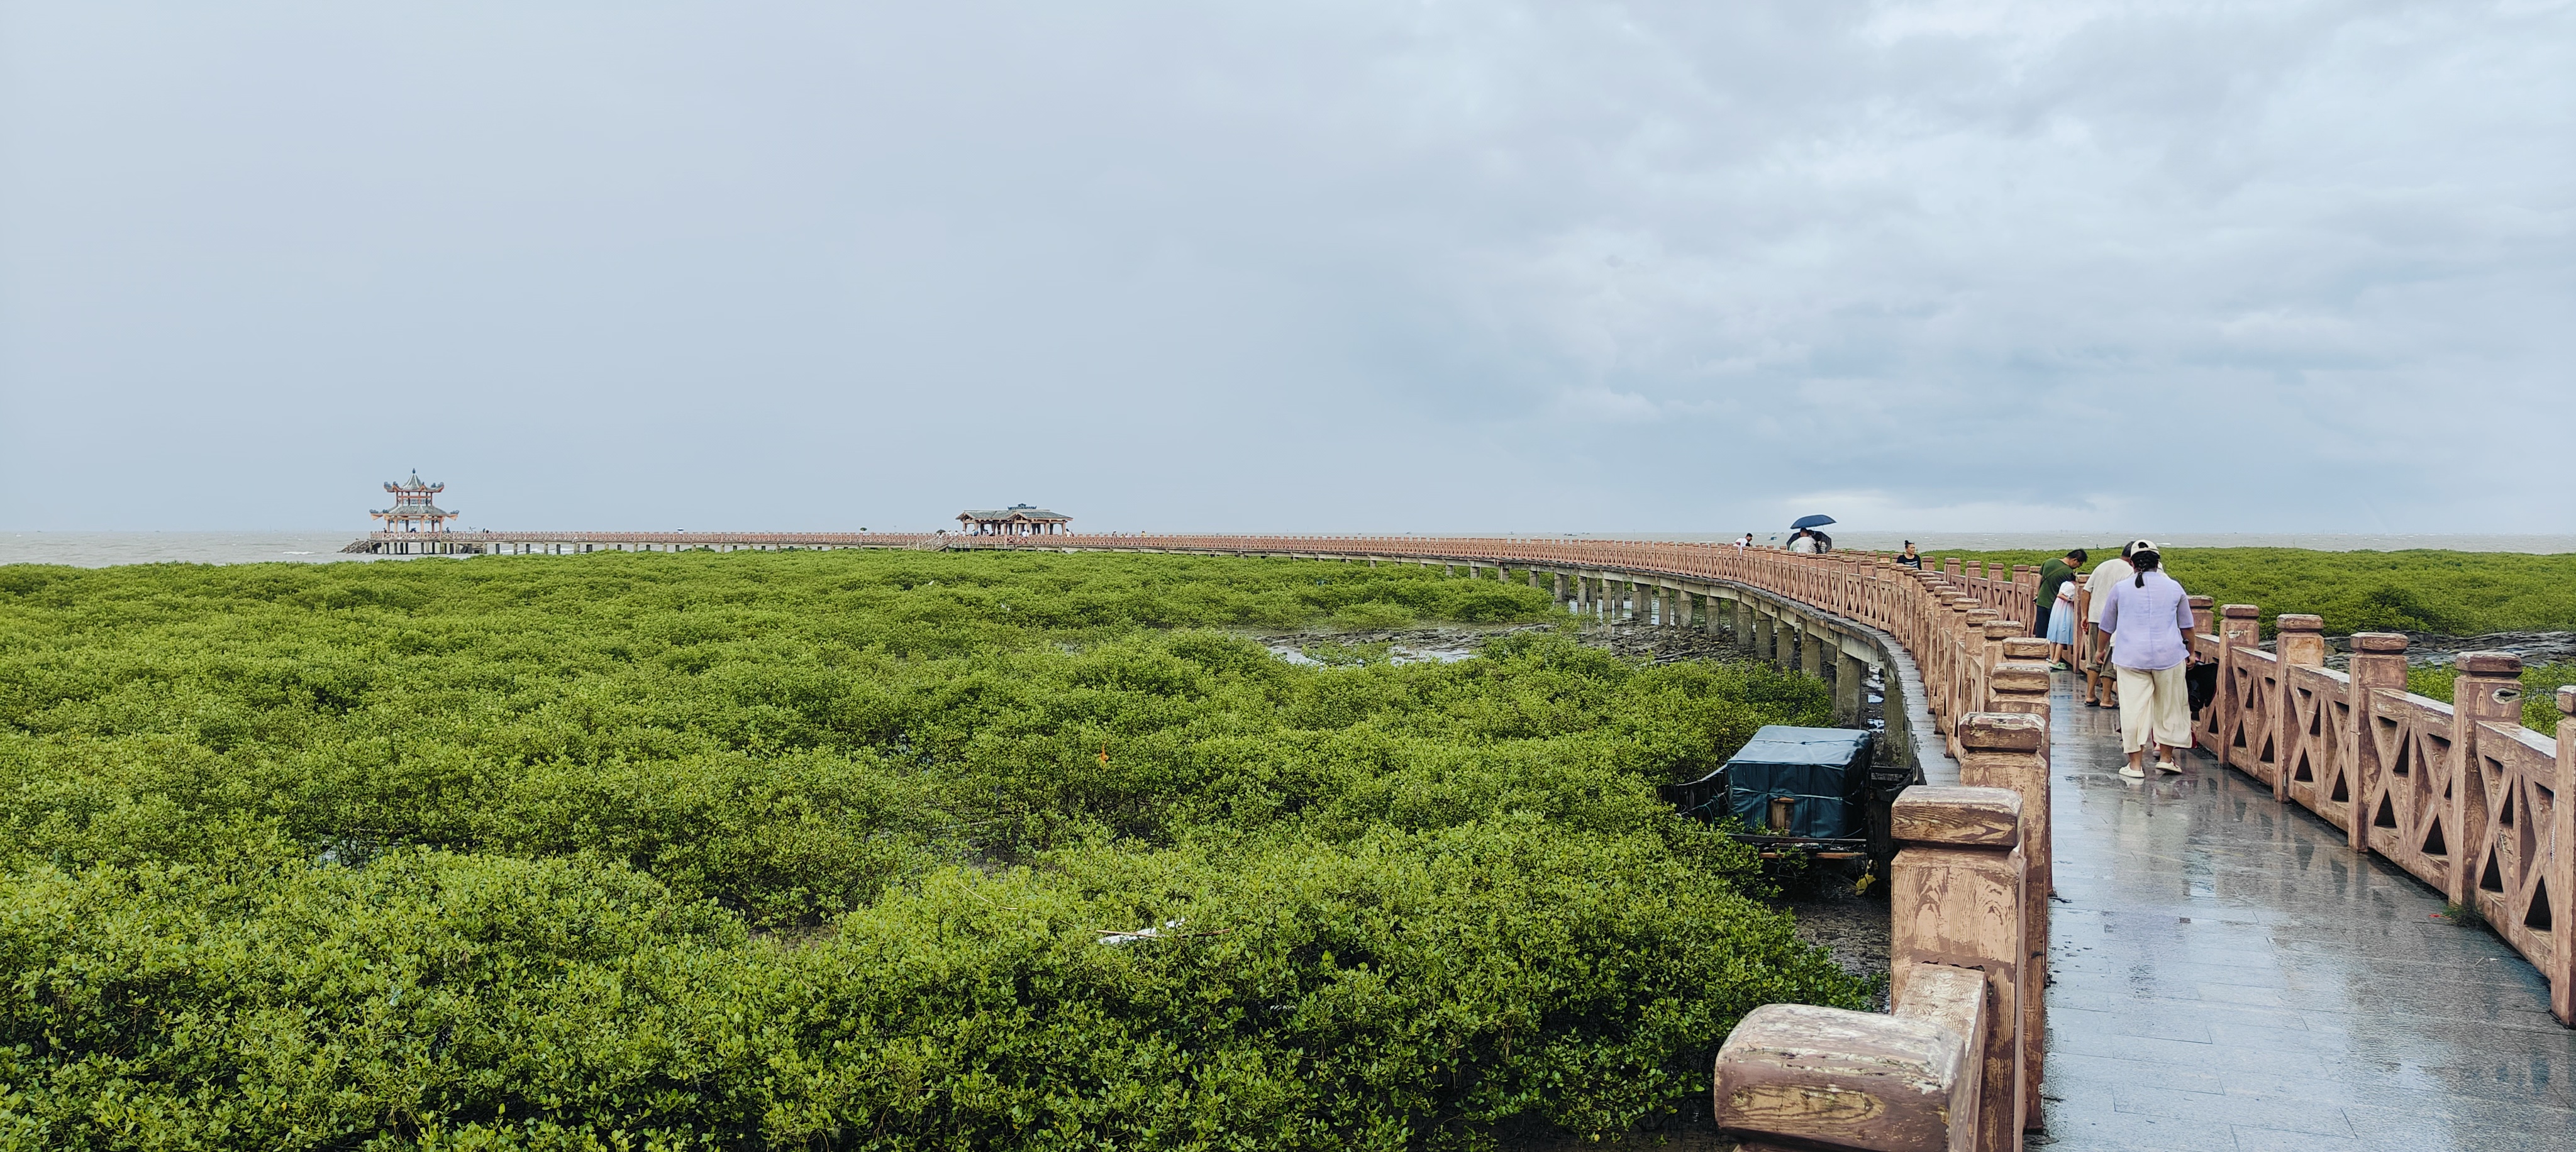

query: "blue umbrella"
(1789, 514), (1837, 529)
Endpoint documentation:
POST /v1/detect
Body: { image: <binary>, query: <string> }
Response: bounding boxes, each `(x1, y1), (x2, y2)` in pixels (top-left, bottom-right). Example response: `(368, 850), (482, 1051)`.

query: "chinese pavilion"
(373, 472), (457, 533)
(956, 504), (1072, 536)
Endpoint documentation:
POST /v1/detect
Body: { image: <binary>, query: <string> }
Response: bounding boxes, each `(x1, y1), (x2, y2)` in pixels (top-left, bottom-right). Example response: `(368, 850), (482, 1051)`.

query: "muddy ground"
(1254, 618), (1745, 667)
(2318, 629), (2576, 668)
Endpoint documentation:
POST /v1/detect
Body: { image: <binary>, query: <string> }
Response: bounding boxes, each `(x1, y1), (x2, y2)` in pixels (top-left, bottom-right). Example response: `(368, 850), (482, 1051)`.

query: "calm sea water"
(5, 530), (2574, 569)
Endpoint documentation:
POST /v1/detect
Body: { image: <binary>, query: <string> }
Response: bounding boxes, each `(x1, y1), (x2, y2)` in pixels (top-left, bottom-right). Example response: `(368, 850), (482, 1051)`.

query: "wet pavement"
(2008, 672), (2575, 1150)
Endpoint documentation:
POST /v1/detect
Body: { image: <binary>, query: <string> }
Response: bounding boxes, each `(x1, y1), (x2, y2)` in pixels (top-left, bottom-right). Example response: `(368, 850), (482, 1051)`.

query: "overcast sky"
(3, 1), (2569, 534)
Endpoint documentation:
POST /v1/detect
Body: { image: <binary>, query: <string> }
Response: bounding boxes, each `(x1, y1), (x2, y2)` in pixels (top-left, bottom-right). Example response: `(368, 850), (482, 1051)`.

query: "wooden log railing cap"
(1989, 661), (2050, 697)
(2276, 614), (2324, 632)
(1960, 711), (2046, 752)
(2222, 603), (2260, 619)
(1999, 637), (2050, 661)
(2352, 632), (2411, 653)
(1891, 786), (2023, 848)
(1712, 966), (1987, 1152)
(2455, 651), (2523, 675)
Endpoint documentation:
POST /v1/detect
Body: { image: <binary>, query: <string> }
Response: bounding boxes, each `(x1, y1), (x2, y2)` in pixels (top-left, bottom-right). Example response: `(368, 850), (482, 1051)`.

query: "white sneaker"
(2156, 759), (2182, 774)
(2119, 765), (2146, 778)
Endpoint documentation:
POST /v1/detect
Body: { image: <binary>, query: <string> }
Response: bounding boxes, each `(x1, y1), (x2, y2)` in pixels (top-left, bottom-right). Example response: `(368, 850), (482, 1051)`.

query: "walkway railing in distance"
(2187, 609), (2576, 1026)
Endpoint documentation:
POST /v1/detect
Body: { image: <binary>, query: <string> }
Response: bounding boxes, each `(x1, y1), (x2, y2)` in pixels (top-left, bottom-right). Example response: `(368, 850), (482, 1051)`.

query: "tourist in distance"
(1787, 528), (1818, 554)
(1895, 541), (1922, 568)
(2035, 548), (2085, 654)
(2045, 555), (2084, 668)
(2080, 542), (2136, 707)
(2099, 541), (2197, 778)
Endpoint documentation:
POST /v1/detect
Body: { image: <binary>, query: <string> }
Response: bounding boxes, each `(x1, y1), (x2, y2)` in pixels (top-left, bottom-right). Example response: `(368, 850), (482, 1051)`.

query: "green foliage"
(1932, 546), (2576, 636)
(0, 551), (1858, 1149)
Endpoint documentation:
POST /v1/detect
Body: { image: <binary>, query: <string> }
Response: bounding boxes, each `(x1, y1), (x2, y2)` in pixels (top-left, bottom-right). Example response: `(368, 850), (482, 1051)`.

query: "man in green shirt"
(2035, 549), (2087, 665)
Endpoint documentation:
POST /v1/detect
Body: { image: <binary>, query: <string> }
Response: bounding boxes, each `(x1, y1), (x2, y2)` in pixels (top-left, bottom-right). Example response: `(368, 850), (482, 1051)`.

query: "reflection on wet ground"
(2030, 672), (2573, 1151)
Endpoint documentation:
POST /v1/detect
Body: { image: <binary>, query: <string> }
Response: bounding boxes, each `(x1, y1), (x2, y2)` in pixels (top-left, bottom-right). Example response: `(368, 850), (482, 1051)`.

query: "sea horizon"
(8, 529), (2576, 569)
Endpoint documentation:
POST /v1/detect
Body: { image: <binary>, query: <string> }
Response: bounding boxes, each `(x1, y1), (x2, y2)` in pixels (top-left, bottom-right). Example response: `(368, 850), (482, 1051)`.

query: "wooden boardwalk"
(2022, 672), (2573, 1151)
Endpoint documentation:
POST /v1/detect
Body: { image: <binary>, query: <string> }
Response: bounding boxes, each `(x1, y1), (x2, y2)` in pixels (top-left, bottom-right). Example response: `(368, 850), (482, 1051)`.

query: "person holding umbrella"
(1788, 514), (1835, 554)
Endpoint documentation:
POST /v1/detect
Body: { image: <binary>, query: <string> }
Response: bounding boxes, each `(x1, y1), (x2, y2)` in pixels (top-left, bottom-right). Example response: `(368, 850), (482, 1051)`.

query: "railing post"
(2216, 605), (2260, 764)
(1977, 620), (2016, 717)
(2273, 614), (2327, 803)
(1891, 784), (2028, 1151)
(2347, 633), (2409, 855)
(1957, 713), (2048, 1130)
(2448, 652), (2522, 909)
(2555, 687), (2575, 1026)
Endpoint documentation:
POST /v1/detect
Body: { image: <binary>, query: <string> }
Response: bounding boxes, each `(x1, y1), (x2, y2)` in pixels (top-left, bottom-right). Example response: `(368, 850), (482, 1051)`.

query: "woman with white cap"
(2096, 540), (2198, 777)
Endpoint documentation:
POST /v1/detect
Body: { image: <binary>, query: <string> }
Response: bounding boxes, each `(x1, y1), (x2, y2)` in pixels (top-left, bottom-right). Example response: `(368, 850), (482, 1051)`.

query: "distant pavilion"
(957, 504), (1071, 536)
(373, 472), (457, 533)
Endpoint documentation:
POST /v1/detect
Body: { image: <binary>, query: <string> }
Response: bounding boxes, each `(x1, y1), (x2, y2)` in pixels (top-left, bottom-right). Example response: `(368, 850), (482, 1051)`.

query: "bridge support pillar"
(1834, 651), (1866, 726)
(1804, 628), (1828, 680)
(1756, 609), (1775, 663)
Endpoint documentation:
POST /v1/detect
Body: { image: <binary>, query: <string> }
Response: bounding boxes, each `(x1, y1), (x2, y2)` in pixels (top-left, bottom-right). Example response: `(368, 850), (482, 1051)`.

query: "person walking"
(1787, 529), (1818, 554)
(2081, 543), (2136, 707)
(2035, 548), (2086, 648)
(2099, 541), (2197, 777)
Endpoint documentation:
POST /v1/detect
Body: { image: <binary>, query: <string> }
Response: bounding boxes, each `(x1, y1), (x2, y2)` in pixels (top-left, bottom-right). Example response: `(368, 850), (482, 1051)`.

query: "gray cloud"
(3, 1), (2568, 534)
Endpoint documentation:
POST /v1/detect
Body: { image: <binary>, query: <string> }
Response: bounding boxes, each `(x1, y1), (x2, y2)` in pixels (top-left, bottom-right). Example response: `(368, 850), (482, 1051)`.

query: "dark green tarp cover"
(1726, 725), (1872, 838)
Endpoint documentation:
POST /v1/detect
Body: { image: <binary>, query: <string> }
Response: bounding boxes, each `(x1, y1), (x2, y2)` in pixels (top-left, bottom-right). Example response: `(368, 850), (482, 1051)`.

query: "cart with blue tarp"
(1660, 724), (1916, 872)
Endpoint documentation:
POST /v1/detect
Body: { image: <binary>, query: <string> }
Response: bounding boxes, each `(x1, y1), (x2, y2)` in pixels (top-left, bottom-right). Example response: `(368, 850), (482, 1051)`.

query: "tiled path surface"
(2018, 672), (2575, 1151)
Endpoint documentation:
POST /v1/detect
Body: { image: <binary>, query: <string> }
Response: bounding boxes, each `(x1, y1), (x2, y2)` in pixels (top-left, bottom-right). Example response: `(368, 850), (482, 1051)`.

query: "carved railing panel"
(2470, 719), (2560, 977)
(2283, 663), (2353, 826)
(2363, 691), (2461, 894)
(2226, 648), (2282, 787)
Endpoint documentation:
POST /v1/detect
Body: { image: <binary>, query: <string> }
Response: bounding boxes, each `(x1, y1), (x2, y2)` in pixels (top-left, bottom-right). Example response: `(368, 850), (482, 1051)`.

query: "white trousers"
(2114, 663), (2192, 756)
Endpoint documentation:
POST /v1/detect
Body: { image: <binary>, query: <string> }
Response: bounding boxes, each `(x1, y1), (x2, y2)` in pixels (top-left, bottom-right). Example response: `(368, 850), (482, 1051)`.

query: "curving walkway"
(2018, 671), (2575, 1151)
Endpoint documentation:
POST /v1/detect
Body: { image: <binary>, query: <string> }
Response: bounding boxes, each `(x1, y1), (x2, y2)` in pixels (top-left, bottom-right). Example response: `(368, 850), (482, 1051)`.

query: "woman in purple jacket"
(2097, 540), (2198, 778)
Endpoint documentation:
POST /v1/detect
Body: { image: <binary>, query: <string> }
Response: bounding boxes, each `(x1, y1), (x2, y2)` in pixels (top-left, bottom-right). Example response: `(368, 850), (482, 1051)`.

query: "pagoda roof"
(373, 505), (455, 518)
(384, 471), (445, 494)
(958, 507), (1070, 521)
